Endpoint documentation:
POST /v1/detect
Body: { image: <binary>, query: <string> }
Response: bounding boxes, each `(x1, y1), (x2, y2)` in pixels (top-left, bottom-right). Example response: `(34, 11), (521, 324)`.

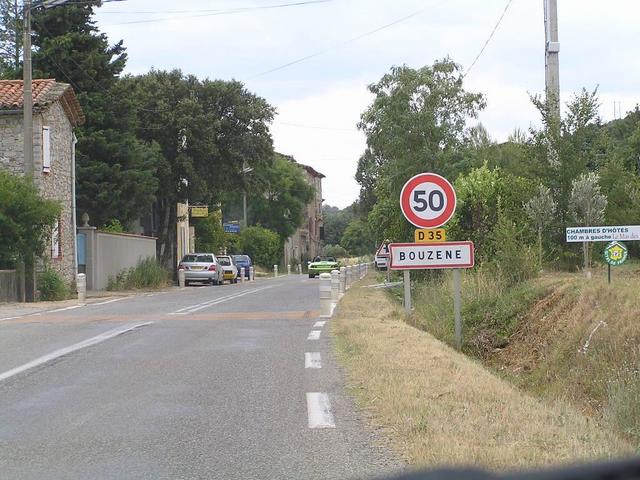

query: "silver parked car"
(178, 253), (222, 286)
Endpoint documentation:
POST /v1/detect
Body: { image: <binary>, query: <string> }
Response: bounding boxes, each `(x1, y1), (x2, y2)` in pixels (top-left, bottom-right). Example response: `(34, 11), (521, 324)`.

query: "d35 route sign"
(415, 228), (446, 243)
(400, 173), (456, 228)
(389, 242), (474, 270)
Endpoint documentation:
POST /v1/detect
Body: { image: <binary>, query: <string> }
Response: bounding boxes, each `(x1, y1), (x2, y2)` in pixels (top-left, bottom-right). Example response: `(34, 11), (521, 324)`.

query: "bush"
(239, 226), (281, 268)
(38, 268), (68, 301)
(101, 219), (125, 233)
(107, 257), (169, 290)
(323, 244), (348, 258)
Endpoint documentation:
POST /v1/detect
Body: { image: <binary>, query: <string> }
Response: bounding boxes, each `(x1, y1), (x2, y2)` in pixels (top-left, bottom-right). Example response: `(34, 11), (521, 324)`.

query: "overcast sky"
(94, 0), (640, 208)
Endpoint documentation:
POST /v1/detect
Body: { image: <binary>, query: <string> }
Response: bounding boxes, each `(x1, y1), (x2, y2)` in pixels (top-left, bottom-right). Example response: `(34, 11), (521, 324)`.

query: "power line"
(273, 121), (357, 132)
(98, 0), (331, 15)
(463, 0), (513, 77)
(248, 7), (428, 79)
(102, 0), (333, 26)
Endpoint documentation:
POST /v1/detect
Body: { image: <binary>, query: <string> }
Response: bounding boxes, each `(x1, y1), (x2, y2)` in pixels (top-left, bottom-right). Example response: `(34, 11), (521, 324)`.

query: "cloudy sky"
(94, 0), (640, 208)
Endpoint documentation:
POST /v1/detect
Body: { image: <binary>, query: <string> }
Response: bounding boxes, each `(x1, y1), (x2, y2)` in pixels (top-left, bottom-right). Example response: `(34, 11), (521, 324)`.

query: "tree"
(0, 171), (60, 268)
(357, 58), (485, 242)
(569, 172), (607, 273)
(249, 154), (314, 240)
(31, 2), (159, 228)
(126, 70), (275, 267)
(193, 210), (225, 254)
(0, 0), (21, 78)
(322, 204), (354, 246)
(239, 226), (280, 268)
(524, 185), (557, 269)
(340, 219), (373, 256)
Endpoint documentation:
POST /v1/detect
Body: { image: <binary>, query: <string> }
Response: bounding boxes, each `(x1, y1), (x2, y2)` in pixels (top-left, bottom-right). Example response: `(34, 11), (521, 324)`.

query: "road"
(0, 275), (400, 480)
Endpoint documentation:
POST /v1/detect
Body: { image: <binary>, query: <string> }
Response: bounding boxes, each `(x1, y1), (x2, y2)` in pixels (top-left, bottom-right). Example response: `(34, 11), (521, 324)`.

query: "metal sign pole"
(608, 264), (611, 284)
(453, 269), (462, 350)
(403, 270), (411, 314)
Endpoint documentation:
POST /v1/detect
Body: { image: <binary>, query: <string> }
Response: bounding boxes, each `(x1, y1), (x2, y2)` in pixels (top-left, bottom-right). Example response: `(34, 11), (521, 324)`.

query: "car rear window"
(218, 257), (231, 266)
(181, 254), (214, 263)
(233, 255), (250, 262)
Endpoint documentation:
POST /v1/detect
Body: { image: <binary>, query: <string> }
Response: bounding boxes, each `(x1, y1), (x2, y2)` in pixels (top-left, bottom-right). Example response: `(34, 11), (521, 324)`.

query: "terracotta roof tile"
(0, 79), (84, 126)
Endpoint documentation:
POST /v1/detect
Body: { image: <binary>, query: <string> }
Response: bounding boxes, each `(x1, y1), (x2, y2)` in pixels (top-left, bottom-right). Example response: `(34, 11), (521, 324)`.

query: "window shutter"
(51, 218), (60, 259)
(42, 126), (51, 172)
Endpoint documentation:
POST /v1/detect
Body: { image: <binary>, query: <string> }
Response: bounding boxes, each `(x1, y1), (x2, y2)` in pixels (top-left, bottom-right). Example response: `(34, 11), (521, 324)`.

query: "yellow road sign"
(415, 228), (446, 243)
(190, 206), (209, 218)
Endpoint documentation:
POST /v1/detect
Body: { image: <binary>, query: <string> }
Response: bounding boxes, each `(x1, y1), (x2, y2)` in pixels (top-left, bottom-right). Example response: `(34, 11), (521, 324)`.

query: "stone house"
(0, 79), (85, 285)
(283, 162), (325, 266)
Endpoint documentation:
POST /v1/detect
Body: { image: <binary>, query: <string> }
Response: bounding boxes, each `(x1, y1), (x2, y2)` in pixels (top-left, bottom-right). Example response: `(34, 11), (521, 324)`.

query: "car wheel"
(308, 273), (315, 278)
(184, 280), (190, 286)
(233, 277), (238, 284)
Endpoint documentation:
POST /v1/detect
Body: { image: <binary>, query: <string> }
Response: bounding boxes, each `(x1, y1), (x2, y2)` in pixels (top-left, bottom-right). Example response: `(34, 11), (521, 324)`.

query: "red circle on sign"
(400, 173), (456, 228)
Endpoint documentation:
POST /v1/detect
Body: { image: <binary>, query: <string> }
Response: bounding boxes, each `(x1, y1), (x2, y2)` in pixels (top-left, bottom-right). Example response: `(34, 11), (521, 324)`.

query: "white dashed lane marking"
(305, 352), (322, 369)
(307, 330), (321, 340)
(306, 392), (336, 428)
(313, 321), (326, 327)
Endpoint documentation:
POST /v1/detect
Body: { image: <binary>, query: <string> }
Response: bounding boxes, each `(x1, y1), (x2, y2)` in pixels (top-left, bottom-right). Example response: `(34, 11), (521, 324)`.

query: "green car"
(307, 256), (340, 278)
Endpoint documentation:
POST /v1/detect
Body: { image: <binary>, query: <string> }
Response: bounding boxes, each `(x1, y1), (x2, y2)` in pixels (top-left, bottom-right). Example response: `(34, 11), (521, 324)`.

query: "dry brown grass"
(332, 277), (633, 470)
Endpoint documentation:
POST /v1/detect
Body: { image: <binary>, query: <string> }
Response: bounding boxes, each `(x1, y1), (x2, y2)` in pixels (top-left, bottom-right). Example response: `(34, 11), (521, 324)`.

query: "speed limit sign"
(400, 173), (456, 228)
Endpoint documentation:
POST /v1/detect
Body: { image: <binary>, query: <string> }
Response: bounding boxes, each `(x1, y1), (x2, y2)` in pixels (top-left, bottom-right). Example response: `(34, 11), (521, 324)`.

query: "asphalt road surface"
(0, 275), (400, 480)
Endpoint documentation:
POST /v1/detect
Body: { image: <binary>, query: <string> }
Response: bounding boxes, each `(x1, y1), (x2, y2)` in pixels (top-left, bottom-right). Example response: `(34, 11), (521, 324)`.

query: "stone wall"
(0, 103), (76, 286)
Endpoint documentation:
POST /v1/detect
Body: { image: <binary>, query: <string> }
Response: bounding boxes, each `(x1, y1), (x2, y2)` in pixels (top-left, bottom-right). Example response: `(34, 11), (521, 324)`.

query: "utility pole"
(23, 0), (33, 176)
(544, 0), (560, 123)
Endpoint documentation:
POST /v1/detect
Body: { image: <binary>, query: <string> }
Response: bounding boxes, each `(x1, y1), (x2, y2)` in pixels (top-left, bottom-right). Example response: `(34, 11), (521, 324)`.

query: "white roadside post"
(331, 269), (340, 303)
(403, 270), (411, 314)
(339, 266), (346, 297)
(177, 268), (185, 288)
(319, 273), (332, 317)
(298, 264), (302, 275)
(240, 267), (245, 283)
(273, 265), (278, 278)
(76, 273), (86, 305)
(249, 266), (255, 281)
(453, 269), (462, 349)
(287, 264), (291, 275)
(346, 265), (352, 290)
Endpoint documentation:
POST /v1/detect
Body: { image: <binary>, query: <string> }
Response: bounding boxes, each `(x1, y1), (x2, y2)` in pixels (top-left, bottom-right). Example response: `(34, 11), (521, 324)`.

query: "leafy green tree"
(600, 157), (640, 226)
(0, 171), (60, 268)
(193, 210), (225, 253)
(357, 59), (485, 242)
(0, 0), (21, 78)
(340, 219), (373, 256)
(322, 204), (354, 246)
(249, 154), (314, 240)
(569, 172), (607, 271)
(126, 70), (275, 267)
(524, 185), (557, 268)
(31, 1), (159, 228)
(239, 226), (280, 268)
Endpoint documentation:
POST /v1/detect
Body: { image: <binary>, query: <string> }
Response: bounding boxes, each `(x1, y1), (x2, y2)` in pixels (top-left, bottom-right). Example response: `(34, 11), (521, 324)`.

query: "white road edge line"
(91, 297), (127, 306)
(306, 392), (336, 428)
(313, 321), (326, 327)
(305, 352), (322, 369)
(0, 322), (153, 383)
(47, 305), (84, 313)
(307, 330), (321, 340)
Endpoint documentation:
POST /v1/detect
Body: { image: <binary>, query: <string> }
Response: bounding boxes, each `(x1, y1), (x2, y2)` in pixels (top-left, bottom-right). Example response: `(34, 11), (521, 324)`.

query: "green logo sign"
(603, 241), (628, 266)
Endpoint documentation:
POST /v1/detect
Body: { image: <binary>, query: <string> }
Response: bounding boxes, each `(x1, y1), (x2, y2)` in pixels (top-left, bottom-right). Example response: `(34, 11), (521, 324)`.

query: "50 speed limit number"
(399, 173), (457, 228)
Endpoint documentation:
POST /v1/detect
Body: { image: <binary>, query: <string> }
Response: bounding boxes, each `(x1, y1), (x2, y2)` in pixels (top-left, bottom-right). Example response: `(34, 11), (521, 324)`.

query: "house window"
(51, 217), (61, 259)
(42, 126), (51, 173)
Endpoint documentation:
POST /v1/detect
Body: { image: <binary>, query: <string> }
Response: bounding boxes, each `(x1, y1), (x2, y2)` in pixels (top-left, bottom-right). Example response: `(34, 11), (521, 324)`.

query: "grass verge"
(332, 276), (632, 470)
(107, 257), (170, 291)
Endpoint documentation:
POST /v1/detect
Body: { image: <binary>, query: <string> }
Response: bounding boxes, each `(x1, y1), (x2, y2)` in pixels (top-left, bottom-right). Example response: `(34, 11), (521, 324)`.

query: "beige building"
(0, 79), (84, 285)
(284, 163), (325, 266)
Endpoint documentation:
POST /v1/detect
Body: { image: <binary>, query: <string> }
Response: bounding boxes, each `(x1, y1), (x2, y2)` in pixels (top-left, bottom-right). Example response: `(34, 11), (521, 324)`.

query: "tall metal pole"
(544, 0), (560, 123)
(23, 0), (33, 176)
(242, 192), (247, 227)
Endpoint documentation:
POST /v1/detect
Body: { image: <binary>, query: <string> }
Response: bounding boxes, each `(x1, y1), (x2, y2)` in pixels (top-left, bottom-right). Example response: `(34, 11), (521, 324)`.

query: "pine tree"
(31, 1), (159, 228)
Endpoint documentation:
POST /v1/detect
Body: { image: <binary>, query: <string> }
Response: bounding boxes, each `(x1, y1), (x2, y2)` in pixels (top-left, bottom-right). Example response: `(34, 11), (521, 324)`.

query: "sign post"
(603, 241), (628, 284)
(453, 269), (462, 349)
(396, 172), (473, 348)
